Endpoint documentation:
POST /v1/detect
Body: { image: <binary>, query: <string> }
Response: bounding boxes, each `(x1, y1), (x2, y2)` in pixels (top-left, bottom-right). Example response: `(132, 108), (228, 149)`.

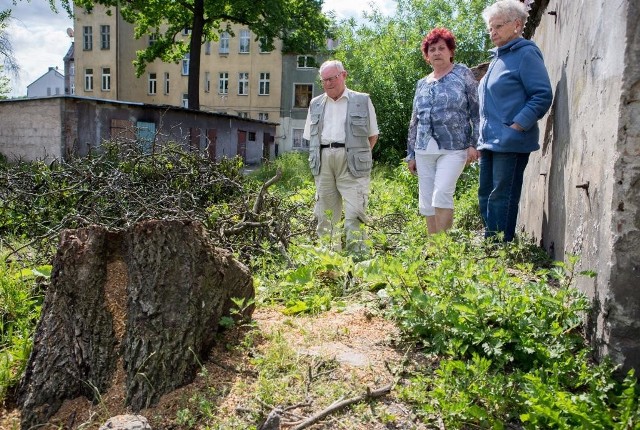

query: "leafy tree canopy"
(333, 0), (493, 163)
(70, 0), (331, 110)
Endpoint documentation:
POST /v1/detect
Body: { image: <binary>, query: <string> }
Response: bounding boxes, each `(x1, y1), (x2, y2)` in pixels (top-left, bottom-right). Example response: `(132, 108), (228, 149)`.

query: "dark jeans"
(478, 150), (530, 242)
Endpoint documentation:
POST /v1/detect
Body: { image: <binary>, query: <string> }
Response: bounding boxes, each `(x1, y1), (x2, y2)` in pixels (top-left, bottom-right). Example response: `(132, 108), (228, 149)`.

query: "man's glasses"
(319, 72), (343, 85)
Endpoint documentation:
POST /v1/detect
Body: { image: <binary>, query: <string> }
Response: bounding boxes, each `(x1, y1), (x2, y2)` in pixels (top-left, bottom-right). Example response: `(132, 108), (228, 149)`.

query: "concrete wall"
(0, 98), (63, 164)
(0, 96), (276, 166)
(519, 0), (640, 372)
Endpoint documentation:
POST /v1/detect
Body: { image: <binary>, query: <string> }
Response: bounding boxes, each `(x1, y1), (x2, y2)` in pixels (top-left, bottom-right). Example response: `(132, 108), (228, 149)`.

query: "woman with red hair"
(406, 27), (480, 234)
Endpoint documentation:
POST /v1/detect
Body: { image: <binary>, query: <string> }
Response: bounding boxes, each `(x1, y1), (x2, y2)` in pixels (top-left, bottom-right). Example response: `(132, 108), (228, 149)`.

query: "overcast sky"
(4, 0), (396, 97)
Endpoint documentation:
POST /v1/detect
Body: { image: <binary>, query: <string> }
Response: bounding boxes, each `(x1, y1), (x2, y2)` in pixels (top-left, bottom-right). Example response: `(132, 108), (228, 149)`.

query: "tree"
(333, 0), (493, 163)
(0, 9), (19, 76)
(0, 66), (10, 99)
(71, 0), (331, 110)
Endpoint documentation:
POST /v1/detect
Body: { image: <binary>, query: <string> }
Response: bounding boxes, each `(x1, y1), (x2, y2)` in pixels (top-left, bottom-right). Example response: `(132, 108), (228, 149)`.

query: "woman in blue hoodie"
(478, 0), (552, 241)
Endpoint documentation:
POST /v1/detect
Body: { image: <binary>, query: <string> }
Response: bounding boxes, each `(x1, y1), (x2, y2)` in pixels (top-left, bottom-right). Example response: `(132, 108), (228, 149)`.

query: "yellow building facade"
(72, 5), (282, 122)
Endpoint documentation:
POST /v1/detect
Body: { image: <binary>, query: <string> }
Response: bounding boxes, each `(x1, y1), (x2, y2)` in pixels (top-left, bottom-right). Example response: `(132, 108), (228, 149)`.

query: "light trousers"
(415, 150), (467, 216)
(314, 147), (370, 251)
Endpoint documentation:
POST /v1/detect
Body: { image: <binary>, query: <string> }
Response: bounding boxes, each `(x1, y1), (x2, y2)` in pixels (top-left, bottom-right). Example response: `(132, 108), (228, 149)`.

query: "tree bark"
(19, 220), (254, 428)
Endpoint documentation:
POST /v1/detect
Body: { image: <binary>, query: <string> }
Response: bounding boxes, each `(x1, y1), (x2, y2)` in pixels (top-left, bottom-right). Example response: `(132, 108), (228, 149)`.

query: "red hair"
(421, 27), (456, 63)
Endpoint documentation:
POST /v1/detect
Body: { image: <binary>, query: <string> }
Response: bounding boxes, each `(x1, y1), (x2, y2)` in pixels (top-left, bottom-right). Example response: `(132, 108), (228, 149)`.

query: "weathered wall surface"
(0, 97), (276, 165)
(519, 0), (640, 372)
(0, 98), (63, 164)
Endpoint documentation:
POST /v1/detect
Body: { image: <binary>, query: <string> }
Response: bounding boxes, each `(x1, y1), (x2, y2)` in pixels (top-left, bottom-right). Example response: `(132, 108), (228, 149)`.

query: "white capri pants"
(415, 150), (467, 216)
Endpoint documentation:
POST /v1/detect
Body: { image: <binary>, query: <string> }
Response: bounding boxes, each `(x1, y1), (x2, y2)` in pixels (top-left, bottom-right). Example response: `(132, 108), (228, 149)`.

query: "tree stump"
(18, 220), (254, 429)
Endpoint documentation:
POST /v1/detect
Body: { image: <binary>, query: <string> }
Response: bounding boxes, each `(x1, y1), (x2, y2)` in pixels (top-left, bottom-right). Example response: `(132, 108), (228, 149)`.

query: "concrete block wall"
(519, 0), (640, 372)
(0, 98), (63, 164)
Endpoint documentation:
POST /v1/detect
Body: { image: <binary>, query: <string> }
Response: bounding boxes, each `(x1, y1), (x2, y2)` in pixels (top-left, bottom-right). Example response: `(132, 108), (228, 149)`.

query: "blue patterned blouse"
(406, 63), (479, 159)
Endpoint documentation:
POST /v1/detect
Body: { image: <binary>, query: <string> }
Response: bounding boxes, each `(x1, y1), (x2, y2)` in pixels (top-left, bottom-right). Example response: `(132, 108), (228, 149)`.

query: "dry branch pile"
(0, 143), (312, 263)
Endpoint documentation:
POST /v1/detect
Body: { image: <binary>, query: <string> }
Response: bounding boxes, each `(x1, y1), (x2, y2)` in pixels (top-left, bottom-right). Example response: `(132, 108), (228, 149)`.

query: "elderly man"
(303, 60), (379, 252)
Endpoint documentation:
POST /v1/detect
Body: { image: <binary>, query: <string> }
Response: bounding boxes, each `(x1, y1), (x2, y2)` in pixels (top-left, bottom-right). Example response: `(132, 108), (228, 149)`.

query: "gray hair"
(482, 0), (529, 25)
(319, 60), (345, 75)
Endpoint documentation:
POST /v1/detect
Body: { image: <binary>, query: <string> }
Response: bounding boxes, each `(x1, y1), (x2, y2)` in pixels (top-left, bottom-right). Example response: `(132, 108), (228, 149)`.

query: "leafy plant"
(0, 256), (48, 402)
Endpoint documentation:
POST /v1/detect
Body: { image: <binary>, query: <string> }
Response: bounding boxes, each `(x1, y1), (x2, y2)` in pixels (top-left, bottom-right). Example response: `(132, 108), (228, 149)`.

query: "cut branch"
(288, 384), (392, 430)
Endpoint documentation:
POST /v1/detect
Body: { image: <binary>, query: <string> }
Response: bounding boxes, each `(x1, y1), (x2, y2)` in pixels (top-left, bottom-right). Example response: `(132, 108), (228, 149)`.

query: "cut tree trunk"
(18, 220), (254, 429)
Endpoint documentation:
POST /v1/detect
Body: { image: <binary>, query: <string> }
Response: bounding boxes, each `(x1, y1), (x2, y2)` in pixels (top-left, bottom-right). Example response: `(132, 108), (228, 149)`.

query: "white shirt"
(303, 89), (379, 143)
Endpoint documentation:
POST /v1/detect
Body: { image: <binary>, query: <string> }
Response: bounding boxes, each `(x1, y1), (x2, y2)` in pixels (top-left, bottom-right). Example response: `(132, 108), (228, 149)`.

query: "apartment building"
(72, 5), (282, 119)
(71, 4), (330, 155)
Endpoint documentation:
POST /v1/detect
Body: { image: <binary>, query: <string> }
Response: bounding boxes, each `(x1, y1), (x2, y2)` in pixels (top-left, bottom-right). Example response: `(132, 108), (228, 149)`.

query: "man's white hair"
(319, 60), (345, 75)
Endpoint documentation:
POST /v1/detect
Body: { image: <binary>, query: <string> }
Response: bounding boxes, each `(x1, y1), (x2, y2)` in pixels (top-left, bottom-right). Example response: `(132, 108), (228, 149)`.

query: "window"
(148, 73), (157, 94)
(149, 34), (157, 46)
(182, 28), (192, 36)
(83, 26), (93, 50)
(297, 55), (316, 68)
(292, 129), (308, 149)
(294, 84), (313, 108)
(55, 87), (60, 95)
(258, 113), (269, 121)
(204, 71), (211, 93)
(182, 53), (190, 75)
(164, 72), (170, 94)
(47, 87), (51, 96)
(204, 41), (211, 55)
(218, 72), (228, 94)
(259, 36), (271, 53)
(84, 68), (94, 91)
(219, 32), (229, 54)
(259, 72), (270, 95)
(248, 132), (256, 141)
(238, 112), (249, 119)
(70, 82), (75, 95)
(100, 25), (110, 49)
(239, 29), (250, 53)
(238, 72), (249, 95)
(182, 93), (189, 108)
(101, 67), (111, 91)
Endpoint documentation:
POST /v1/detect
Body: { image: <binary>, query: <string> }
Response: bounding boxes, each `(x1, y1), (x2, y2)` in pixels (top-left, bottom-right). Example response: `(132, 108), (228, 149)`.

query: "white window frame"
(83, 26), (93, 51)
(182, 93), (189, 108)
(148, 73), (157, 95)
(101, 67), (111, 91)
(297, 55), (315, 68)
(259, 36), (270, 53)
(204, 41), (211, 55)
(238, 72), (249, 95)
(219, 32), (229, 54)
(258, 113), (269, 121)
(239, 29), (250, 53)
(182, 53), (190, 76)
(218, 72), (229, 94)
(84, 68), (94, 91)
(259, 72), (270, 95)
(100, 25), (110, 50)
(164, 72), (170, 94)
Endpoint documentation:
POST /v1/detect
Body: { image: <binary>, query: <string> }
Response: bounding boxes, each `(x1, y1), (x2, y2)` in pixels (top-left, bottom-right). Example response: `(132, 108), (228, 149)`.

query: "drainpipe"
(115, 4), (119, 101)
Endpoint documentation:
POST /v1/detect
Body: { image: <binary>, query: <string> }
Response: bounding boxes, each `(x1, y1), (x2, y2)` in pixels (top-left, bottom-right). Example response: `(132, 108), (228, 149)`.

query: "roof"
(26, 68), (65, 89)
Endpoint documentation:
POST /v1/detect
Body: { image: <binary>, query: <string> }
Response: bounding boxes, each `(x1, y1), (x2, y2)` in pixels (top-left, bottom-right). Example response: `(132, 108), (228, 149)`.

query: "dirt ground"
(1, 298), (430, 430)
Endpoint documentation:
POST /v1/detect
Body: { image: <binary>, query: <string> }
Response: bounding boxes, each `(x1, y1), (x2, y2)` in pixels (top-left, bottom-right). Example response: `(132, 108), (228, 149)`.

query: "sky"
(4, 0), (397, 98)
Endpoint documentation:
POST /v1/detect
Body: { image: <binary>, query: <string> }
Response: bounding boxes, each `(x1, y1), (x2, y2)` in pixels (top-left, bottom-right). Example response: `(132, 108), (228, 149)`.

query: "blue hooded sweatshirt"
(478, 37), (552, 153)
